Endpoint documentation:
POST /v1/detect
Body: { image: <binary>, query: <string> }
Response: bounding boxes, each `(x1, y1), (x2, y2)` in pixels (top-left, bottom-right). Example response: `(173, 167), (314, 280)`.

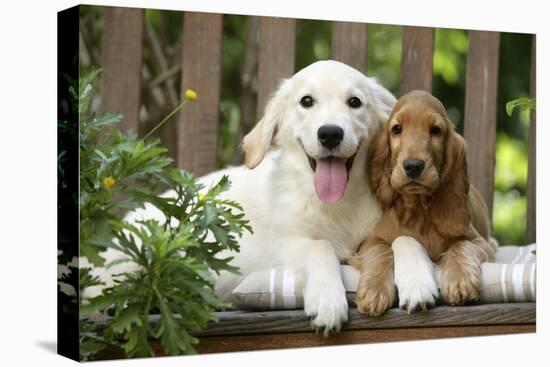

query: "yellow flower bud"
(198, 193), (206, 201)
(184, 89), (197, 101)
(103, 176), (116, 189)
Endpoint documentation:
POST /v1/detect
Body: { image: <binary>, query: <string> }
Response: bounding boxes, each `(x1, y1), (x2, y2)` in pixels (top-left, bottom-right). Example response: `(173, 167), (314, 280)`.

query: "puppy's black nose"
(403, 159), (425, 178)
(318, 125), (344, 150)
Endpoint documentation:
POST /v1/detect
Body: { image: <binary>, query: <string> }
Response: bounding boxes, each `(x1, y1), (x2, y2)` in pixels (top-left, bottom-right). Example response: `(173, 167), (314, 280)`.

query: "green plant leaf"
(110, 308), (142, 334)
(506, 97), (536, 116)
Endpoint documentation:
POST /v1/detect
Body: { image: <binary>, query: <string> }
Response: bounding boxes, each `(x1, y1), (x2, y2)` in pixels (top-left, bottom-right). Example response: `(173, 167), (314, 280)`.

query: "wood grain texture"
(400, 26), (434, 96)
(194, 303), (535, 336)
(463, 31), (500, 217)
(257, 17), (296, 118)
(91, 303), (535, 337)
(100, 7), (144, 133)
(93, 304), (535, 359)
(177, 12), (223, 176)
(526, 35), (536, 244)
(331, 21), (367, 72)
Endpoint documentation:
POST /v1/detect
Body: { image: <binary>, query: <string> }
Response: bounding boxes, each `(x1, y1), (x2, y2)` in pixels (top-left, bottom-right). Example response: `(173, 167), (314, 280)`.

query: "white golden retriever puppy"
(95, 60), (396, 332)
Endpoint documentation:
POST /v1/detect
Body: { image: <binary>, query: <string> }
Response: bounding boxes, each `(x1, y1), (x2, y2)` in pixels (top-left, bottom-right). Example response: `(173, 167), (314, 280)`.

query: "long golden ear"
(368, 126), (395, 209)
(242, 79), (291, 169)
(429, 127), (470, 238)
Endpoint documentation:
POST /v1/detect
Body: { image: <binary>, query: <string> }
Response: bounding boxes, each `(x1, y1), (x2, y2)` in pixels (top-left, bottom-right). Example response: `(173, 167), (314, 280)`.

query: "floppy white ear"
(366, 77), (396, 125)
(242, 78), (292, 169)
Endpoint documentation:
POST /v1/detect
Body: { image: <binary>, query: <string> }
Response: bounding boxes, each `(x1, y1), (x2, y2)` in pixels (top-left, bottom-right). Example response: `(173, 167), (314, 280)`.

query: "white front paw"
(304, 279), (348, 334)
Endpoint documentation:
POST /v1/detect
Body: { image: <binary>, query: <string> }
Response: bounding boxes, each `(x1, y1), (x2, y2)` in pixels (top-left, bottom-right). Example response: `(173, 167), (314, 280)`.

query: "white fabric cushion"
(232, 244), (536, 310)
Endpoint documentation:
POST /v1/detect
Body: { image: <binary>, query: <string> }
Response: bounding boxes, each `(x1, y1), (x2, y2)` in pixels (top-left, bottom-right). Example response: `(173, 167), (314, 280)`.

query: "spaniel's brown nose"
(403, 159), (425, 178)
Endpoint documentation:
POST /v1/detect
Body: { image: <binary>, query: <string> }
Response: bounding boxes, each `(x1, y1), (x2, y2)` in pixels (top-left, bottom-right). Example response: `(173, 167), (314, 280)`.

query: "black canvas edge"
(57, 4), (80, 362)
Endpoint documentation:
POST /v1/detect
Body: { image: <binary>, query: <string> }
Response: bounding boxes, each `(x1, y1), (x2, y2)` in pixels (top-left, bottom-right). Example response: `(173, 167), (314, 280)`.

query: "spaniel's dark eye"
(430, 126), (442, 136)
(300, 95), (314, 108)
(391, 124), (402, 135)
(347, 96), (362, 108)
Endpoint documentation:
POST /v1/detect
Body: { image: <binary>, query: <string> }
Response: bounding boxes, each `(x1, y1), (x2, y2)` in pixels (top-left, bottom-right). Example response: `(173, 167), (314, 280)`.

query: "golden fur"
(350, 90), (496, 316)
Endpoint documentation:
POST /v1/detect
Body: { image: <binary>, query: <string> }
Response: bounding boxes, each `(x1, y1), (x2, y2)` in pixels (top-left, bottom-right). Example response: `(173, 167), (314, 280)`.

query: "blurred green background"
(79, 7), (534, 245)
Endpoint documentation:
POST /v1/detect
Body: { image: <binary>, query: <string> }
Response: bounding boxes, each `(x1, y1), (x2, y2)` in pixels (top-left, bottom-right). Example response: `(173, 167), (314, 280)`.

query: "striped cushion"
(232, 244), (536, 310)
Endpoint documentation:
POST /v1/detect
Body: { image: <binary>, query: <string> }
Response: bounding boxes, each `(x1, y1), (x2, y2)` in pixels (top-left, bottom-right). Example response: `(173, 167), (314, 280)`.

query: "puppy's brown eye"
(391, 124), (402, 135)
(347, 96), (362, 108)
(430, 126), (442, 136)
(300, 95), (314, 108)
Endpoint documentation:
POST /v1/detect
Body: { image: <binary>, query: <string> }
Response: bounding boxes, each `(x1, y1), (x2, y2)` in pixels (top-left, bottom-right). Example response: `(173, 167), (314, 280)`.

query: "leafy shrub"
(59, 70), (251, 359)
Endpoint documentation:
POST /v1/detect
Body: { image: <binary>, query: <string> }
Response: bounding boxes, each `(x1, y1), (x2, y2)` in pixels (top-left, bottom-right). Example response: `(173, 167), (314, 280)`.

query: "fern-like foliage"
(73, 69), (251, 359)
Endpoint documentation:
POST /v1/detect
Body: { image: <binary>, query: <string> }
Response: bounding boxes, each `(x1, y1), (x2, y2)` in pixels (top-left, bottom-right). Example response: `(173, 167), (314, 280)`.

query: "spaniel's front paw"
(440, 267), (481, 306)
(356, 274), (396, 317)
(439, 243), (482, 306)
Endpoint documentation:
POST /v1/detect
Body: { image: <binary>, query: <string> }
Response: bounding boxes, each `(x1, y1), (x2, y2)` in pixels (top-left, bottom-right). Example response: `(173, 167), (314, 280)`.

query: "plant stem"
(142, 99), (188, 140)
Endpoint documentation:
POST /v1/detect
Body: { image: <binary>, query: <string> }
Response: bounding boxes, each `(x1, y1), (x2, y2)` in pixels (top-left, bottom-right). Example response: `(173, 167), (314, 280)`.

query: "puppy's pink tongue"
(314, 157), (348, 203)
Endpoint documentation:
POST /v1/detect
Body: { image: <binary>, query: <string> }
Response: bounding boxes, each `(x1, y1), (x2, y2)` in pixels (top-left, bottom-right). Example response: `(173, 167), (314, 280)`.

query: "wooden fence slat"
(177, 12), (223, 176)
(526, 35), (536, 244)
(463, 31), (501, 217)
(400, 26), (435, 95)
(331, 21), (367, 72)
(100, 7), (144, 133)
(257, 17), (296, 118)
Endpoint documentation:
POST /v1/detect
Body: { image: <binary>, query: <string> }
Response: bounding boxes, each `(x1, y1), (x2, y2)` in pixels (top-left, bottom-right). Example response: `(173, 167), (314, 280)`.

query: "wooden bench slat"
(257, 17), (296, 118)
(526, 35), (536, 244)
(331, 21), (367, 72)
(400, 26), (435, 95)
(100, 7), (144, 133)
(91, 303), (535, 338)
(195, 303), (535, 336)
(177, 12), (223, 175)
(463, 31), (501, 217)
(94, 303), (535, 358)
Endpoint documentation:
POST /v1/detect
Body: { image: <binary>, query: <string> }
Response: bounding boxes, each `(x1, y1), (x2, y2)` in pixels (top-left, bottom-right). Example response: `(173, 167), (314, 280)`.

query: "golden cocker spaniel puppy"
(350, 90), (496, 317)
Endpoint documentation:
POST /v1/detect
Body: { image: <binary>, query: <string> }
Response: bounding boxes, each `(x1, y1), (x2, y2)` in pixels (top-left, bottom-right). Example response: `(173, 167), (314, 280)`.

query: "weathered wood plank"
(526, 35), (536, 244)
(177, 12), (223, 176)
(331, 21), (367, 72)
(400, 26), (434, 95)
(463, 31), (500, 217)
(194, 303), (535, 336)
(100, 7), (144, 133)
(257, 17), (296, 118)
(92, 304), (535, 359)
(91, 303), (535, 338)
